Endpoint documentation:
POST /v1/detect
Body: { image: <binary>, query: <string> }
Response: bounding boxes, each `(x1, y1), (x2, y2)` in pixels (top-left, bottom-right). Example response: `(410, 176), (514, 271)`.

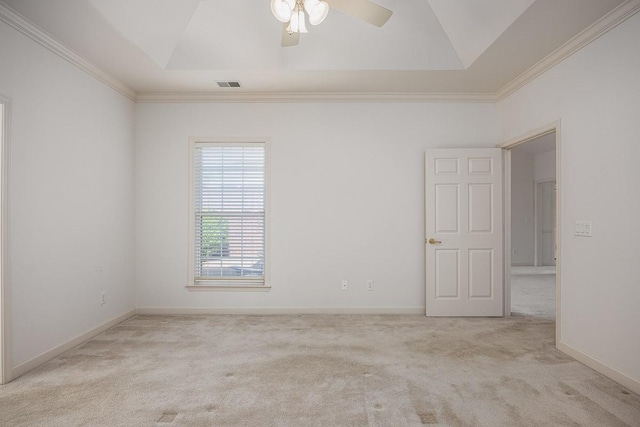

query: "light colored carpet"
(512, 266), (556, 276)
(511, 272), (556, 319)
(1, 314), (639, 426)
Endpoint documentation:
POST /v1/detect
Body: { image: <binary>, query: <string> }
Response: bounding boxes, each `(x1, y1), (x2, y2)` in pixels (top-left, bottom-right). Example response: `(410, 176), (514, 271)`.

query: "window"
(189, 139), (268, 289)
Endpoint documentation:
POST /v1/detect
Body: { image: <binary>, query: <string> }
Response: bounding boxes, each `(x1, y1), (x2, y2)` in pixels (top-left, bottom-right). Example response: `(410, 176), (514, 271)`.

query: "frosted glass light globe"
(304, 0), (329, 25)
(271, 0), (296, 23)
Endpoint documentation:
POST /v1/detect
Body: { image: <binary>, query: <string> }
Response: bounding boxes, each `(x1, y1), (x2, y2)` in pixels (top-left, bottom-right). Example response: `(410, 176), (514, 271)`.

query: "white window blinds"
(193, 142), (266, 286)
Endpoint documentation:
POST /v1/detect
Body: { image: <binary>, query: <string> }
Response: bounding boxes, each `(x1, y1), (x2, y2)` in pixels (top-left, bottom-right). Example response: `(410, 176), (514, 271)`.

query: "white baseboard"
(135, 307), (425, 315)
(558, 341), (640, 395)
(11, 310), (136, 380)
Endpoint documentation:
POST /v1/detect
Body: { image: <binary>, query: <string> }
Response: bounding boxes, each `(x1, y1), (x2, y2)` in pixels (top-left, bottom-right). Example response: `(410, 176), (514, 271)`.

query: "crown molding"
(0, 2), (136, 102)
(496, 0), (640, 101)
(135, 91), (497, 103)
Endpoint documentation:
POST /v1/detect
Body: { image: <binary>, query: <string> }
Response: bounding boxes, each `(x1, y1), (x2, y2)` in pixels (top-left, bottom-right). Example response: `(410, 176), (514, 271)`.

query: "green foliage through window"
(200, 216), (229, 257)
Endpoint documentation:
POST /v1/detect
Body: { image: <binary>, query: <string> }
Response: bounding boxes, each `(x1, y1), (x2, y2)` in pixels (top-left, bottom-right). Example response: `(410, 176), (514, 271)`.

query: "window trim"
(187, 137), (271, 291)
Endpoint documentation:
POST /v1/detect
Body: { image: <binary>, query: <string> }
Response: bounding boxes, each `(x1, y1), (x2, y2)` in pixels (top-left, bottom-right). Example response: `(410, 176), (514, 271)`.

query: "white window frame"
(187, 137), (270, 291)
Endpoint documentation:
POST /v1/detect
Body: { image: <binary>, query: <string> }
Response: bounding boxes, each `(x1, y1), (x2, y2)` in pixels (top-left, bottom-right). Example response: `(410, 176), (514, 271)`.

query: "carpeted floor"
(511, 266), (556, 276)
(1, 313), (639, 426)
(511, 267), (556, 319)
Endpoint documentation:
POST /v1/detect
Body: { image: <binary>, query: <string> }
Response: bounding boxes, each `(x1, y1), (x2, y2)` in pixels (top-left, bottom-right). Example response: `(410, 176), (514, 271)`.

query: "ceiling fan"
(270, 0), (393, 47)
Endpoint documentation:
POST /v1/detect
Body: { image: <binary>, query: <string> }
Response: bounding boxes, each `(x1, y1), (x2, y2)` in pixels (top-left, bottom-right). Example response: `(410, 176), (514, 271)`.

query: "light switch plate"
(575, 220), (592, 237)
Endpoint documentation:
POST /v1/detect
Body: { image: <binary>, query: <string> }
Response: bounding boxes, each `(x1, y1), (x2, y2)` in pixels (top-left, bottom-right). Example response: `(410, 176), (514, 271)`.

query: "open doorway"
(509, 132), (557, 320)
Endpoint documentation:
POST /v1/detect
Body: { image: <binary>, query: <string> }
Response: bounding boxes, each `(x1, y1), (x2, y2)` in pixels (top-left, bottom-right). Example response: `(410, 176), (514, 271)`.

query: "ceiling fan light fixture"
(304, 0), (329, 26)
(287, 3), (308, 33)
(271, 0), (295, 23)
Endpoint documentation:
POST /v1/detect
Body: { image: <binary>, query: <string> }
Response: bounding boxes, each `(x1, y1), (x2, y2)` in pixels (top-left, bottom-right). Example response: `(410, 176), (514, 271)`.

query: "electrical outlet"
(366, 280), (374, 291)
(100, 291), (106, 305)
(341, 280), (348, 290)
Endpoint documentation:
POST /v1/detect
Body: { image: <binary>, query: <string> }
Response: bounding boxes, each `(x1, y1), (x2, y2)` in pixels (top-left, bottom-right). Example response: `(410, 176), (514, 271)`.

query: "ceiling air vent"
(217, 81), (241, 88)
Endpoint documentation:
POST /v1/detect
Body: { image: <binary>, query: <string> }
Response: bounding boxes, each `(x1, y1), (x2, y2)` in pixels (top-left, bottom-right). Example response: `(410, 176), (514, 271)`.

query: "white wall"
(135, 102), (498, 311)
(499, 12), (640, 384)
(534, 150), (556, 182)
(510, 148), (534, 265)
(0, 21), (135, 367)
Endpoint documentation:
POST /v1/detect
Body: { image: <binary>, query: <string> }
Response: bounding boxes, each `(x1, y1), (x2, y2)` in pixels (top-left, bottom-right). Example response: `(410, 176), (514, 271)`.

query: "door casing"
(0, 95), (11, 385)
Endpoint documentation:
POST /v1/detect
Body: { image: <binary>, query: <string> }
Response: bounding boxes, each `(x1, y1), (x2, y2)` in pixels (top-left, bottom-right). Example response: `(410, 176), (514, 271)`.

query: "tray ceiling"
(0, 0), (628, 96)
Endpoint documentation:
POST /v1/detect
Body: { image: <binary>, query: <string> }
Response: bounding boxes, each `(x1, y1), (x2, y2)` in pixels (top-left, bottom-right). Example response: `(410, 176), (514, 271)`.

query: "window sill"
(186, 285), (272, 292)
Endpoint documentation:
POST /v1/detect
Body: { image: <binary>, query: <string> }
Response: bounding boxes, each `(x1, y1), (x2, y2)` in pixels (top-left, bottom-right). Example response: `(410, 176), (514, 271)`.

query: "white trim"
(194, 141), (265, 148)
(264, 140), (272, 290)
(500, 120), (562, 344)
(423, 154), (428, 317)
(497, 0), (640, 100)
(0, 95), (11, 384)
(135, 92), (497, 104)
(188, 138), (196, 288)
(558, 341), (640, 396)
(502, 148), (512, 317)
(556, 124), (562, 344)
(500, 124), (556, 149)
(0, 3), (136, 101)
(135, 307), (425, 315)
(186, 285), (271, 292)
(187, 137), (271, 290)
(10, 310), (135, 381)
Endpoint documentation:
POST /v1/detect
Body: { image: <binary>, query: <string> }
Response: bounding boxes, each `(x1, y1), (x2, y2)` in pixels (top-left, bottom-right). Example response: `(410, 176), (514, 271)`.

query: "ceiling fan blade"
(326, 0), (393, 27)
(281, 23), (300, 47)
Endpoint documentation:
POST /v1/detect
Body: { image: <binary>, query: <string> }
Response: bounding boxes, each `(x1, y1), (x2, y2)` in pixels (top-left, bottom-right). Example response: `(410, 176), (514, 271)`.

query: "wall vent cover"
(217, 81), (241, 88)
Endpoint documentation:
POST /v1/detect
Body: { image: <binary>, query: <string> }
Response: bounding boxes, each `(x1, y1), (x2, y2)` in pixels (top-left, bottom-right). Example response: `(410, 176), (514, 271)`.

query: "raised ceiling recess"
(0, 0), (630, 96)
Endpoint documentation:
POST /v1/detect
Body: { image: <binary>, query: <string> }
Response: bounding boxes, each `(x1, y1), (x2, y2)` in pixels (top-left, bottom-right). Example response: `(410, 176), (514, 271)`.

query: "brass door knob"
(428, 238), (442, 244)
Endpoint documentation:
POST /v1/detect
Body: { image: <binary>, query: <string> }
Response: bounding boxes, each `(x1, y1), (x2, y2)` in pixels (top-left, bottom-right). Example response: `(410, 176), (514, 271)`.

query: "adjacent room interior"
(0, 0), (639, 425)
(510, 132), (557, 320)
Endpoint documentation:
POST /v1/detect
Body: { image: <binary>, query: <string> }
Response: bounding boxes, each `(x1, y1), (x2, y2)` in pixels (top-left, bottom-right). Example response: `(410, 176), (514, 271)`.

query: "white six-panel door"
(425, 149), (503, 317)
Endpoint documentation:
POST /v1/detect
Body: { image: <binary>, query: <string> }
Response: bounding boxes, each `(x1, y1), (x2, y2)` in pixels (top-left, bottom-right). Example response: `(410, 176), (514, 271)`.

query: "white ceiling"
(0, 0), (626, 96)
(164, 0), (465, 71)
(89, 0), (201, 69)
(427, 0), (535, 68)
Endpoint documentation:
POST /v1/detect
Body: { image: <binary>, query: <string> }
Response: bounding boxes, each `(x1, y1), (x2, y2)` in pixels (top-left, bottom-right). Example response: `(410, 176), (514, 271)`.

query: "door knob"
(428, 238), (442, 244)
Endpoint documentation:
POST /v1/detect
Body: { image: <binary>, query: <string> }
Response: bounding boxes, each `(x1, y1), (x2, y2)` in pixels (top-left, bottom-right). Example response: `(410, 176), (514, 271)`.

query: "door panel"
(435, 158), (459, 175)
(469, 249), (493, 298)
(435, 184), (459, 233)
(435, 249), (460, 298)
(425, 148), (503, 317)
(469, 184), (493, 233)
(468, 157), (493, 175)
